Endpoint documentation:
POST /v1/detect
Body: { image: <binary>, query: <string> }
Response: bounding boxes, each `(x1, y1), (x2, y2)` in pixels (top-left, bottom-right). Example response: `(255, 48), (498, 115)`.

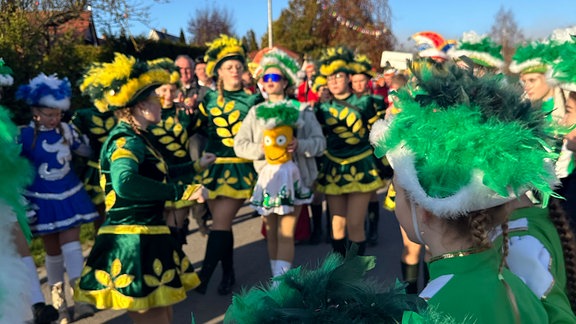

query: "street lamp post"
(268, 0), (273, 48)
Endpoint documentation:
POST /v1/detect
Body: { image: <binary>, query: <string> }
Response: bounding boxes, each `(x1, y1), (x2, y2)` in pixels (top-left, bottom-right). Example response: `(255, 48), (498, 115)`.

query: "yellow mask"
(263, 125), (293, 164)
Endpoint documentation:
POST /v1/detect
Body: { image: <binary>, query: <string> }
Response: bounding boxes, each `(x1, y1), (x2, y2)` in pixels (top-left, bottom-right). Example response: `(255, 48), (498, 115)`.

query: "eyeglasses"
(263, 73), (283, 83)
(36, 110), (63, 119)
(327, 73), (346, 82)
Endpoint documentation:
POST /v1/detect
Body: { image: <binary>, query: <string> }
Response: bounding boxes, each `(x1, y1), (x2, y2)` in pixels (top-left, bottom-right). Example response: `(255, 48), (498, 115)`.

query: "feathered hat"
(224, 249), (462, 324)
(204, 34), (247, 78)
(350, 54), (375, 77)
(451, 31), (504, 69)
(79, 53), (170, 112)
(147, 57), (180, 85)
(411, 31), (456, 61)
(256, 48), (300, 86)
(550, 36), (576, 92)
(312, 74), (327, 93)
(16, 73), (71, 110)
(509, 27), (576, 74)
(256, 100), (302, 129)
(0, 58), (14, 87)
(370, 63), (558, 218)
(318, 46), (355, 77)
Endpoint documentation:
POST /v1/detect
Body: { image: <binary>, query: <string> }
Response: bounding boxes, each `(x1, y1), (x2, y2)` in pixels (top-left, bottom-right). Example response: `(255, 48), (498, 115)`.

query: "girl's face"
(327, 72), (350, 97)
(33, 107), (62, 129)
(218, 59), (244, 90)
(262, 67), (287, 96)
(351, 73), (369, 95)
(137, 93), (162, 125)
(155, 84), (177, 108)
(520, 72), (552, 102)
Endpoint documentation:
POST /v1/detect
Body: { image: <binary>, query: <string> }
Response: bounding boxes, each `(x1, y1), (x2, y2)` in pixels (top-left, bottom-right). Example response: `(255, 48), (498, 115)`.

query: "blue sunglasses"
(263, 73), (283, 83)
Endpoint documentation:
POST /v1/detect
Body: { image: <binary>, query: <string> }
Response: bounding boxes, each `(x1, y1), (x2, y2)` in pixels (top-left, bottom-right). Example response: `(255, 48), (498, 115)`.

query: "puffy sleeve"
(107, 135), (186, 201)
(234, 107), (264, 160)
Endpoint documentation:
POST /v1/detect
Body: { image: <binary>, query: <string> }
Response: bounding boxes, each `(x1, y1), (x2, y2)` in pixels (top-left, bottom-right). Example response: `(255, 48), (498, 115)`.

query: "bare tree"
(187, 6), (235, 46)
(490, 6), (525, 71)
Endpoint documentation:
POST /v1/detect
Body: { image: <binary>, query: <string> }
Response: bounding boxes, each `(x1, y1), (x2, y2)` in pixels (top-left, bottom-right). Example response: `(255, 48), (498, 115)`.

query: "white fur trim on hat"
(387, 144), (519, 219)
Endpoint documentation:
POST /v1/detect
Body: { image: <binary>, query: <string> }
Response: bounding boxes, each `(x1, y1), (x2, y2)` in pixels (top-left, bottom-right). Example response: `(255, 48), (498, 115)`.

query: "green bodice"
(196, 89), (262, 157)
(100, 122), (183, 225)
(424, 248), (548, 323)
(70, 107), (116, 161)
(316, 94), (377, 158)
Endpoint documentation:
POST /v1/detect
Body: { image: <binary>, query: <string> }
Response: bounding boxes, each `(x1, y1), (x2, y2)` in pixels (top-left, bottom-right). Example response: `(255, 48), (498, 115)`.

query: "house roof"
(148, 29), (180, 43)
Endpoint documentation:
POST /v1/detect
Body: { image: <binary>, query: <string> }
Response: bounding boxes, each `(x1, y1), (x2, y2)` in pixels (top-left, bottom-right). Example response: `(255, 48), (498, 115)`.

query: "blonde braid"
(217, 77), (224, 104)
(468, 210), (492, 249)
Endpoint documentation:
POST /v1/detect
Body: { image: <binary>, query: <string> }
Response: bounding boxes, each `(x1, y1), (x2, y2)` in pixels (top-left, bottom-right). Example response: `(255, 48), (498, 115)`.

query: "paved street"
(49, 192), (410, 323)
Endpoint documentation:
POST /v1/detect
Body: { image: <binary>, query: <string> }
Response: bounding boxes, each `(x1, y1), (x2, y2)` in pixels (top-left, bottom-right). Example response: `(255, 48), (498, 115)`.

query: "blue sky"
(131, 0), (575, 48)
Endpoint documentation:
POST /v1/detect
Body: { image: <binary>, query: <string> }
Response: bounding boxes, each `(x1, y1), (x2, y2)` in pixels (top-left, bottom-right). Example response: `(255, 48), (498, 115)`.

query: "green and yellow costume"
(75, 53), (202, 310)
(146, 105), (200, 208)
(315, 94), (384, 194)
(195, 90), (262, 199)
(75, 122), (201, 310)
(70, 107), (116, 205)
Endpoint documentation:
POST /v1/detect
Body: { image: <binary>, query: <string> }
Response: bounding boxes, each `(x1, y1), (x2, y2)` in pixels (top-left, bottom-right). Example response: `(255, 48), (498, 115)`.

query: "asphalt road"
(46, 192), (413, 323)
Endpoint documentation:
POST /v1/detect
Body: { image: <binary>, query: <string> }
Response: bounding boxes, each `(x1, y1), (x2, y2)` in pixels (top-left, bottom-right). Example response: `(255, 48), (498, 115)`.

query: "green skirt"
(316, 150), (384, 195)
(195, 157), (257, 199)
(74, 225), (200, 311)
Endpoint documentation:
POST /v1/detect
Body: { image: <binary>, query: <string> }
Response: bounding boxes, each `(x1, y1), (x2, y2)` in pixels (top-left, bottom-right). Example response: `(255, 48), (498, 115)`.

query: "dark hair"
(548, 198), (576, 311)
(194, 57), (206, 64)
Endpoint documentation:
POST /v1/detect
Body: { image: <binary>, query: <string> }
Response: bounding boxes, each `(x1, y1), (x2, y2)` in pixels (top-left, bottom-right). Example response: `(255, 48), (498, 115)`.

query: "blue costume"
(19, 122), (98, 235)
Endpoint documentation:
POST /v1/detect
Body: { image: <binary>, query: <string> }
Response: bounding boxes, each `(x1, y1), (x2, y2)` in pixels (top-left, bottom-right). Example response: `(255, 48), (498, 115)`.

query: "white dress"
(250, 160), (313, 216)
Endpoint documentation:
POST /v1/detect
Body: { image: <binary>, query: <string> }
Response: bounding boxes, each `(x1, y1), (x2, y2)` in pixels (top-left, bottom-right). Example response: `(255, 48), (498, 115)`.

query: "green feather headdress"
(0, 106), (33, 241)
(550, 36), (576, 92)
(204, 34), (247, 78)
(350, 54), (375, 77)
(0, 58), (14, 87)
(318, 46), (355, 77)
(452, 31), (504, 69)
(509, 27), (576, 75)
(257, 48), (300, 86)
(224, 249), (466, 324)
(370, 63), (559, 218)
(255, 100), (302, 129)
(80, 53), (170, 112)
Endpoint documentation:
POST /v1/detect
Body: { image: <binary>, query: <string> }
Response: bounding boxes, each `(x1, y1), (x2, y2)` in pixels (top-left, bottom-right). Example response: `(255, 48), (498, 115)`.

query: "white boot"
(50, 282), (69, 324)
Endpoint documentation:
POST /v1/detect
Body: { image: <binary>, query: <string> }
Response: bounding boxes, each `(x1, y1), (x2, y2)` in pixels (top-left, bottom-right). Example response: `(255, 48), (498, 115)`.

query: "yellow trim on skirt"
(214, 157), (252, 164)
(97, 225), (171, 235)
(74, 272), (200, 311)
(324, 150), (373, 165)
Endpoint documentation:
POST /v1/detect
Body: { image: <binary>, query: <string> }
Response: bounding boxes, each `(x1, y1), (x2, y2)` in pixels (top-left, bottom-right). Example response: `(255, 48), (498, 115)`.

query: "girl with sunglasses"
(235, 49), (325, 279)
(314, 46), (385, 256)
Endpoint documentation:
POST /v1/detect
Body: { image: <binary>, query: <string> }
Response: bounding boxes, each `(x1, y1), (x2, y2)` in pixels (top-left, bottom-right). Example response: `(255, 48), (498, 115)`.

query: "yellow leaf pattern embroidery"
(144, 259), (176, 288)
(95, 258), (134, 290)
(90, 115), (116, 143)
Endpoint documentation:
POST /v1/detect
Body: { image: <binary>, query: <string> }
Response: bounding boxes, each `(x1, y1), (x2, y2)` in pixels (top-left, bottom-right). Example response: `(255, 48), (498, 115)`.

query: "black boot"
(366, 201), (380, 246)
(352, 241), (367, 256)
(325, 206), (333, 244)
(217, 231), (235, 295)
(32, 302), (59, 324)
(401, 262), (419, 294)
(332, 238), (347, 257)
(423, 263), (430, 286)
(309, 204), (323, 245)
(195, 230), (228, 294)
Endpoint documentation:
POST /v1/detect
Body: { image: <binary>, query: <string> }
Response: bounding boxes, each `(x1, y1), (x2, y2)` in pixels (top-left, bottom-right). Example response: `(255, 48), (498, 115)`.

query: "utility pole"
(267, 0), (273, 48)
